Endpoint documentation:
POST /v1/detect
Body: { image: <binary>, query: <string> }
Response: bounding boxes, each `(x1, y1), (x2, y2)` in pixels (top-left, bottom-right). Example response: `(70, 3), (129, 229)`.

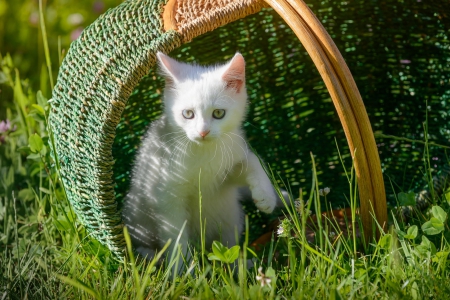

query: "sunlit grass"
(2, 7), (450, 297)
(1, 59), (450, 297)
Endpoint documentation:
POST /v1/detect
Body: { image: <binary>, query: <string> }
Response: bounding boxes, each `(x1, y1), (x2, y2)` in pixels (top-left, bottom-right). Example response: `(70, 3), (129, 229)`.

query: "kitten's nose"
(199, 130), (210, 139)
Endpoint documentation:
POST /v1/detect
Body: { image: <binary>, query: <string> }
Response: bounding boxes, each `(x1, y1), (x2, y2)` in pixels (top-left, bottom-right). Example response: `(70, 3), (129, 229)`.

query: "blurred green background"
(0, 0), (123, 119)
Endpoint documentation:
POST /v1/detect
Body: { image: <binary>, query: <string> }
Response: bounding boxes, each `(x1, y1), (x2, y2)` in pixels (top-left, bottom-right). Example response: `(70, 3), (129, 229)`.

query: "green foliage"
(0, 51), (71, 298)
(431, 206), (448, 223)
(422, 217), (445, 235)
(398, 192), (416, 206)
(2, 1), (450, 298)
(28, 133), (44, 154)
(208, 241), (240, 264)
(2, 52), (450, 298)
(0, 0), (123, 120)
(416, 205), (448, 236)
(404, 225), (418, 240)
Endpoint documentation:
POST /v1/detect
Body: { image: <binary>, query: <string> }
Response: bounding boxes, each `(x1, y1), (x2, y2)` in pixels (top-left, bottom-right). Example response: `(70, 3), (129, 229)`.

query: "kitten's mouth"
(193, 137), (212, 143)
(191, 135), (215, 144)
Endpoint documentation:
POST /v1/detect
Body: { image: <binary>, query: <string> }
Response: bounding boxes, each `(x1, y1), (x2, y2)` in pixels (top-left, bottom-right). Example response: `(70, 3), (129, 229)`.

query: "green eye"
(212, 109), (226, 119)
(182, 109), (194, 119)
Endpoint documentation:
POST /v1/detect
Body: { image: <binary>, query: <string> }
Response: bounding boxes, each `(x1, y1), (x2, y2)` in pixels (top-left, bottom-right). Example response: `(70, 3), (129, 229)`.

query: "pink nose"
(199, 130), (210, 138)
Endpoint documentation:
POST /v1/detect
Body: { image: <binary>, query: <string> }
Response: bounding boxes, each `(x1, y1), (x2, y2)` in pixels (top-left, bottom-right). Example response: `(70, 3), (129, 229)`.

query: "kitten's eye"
(182, 109), (195, 119)
(212, 109), (226, 119)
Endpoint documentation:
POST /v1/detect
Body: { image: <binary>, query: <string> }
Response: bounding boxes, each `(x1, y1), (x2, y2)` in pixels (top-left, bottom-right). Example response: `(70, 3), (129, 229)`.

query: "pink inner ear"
(222, 54), (245, 93)
(224, 76), (243, 93)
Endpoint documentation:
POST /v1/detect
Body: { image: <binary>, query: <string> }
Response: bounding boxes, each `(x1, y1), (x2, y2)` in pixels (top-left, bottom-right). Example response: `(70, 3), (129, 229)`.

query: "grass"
(2, 10), (450, 298)
(2, 54), (450, 299)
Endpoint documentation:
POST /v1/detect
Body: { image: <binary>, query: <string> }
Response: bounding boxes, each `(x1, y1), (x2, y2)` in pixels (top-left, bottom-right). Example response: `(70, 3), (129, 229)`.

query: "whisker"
(224, 133), (246, 177)
(208, 143), (218, 163)
(176, 137), (190, 162)
(161, 137), (185, 162)
(229, 132), (249, 173)
(225, 140), (234, 171)
(220, 140), (228, 172)
(229, 132), (248, 148)
(153, 133), (185, 156)
(168, 136), (188, 168)
(226, 148), (234, 183)
(215, 144), (225, 179)
(180, 137), (191, 167)
(220, 140), (232, 183)
(167, 140), (180, 167)
(188, 138), (195, 156)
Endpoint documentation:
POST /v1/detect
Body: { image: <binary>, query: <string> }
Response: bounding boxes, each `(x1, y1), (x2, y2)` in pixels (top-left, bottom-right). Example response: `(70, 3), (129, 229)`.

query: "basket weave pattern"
(164, 0), (266, 42)
(50, 0), (390, 257)
(50, 0), (184, 256)
(50, 0), (267, 257)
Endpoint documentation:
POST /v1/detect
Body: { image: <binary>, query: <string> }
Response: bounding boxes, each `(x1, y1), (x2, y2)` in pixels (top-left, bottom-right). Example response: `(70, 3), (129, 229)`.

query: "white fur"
(122, 52), (277, 262)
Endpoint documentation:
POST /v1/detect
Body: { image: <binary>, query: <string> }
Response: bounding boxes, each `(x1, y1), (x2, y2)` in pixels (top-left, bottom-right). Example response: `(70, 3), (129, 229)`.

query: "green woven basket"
(48, 0), (386, 257)
(50, 0), (450, 258)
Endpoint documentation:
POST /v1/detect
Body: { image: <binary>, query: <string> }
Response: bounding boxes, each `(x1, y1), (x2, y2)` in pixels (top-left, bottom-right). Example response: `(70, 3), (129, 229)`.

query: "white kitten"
(122, 52), (277, 262)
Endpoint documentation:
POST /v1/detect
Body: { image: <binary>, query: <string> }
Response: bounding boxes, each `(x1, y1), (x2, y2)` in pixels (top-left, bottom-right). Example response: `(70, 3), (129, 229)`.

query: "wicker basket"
(49, 0), (388, 258)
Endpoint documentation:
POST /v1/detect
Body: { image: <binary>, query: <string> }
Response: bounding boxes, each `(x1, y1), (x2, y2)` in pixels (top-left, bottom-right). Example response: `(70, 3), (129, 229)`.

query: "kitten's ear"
(222, 53), (246, 93)
(156, 52), (184, 84)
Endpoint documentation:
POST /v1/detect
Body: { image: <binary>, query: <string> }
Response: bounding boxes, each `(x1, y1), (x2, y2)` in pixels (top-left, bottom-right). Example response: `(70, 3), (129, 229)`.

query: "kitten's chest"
(164, 140), (246, 186)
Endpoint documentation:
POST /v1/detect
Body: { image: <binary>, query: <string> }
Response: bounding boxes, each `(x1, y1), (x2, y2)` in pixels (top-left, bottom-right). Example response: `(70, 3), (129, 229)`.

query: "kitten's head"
(157, 52), (248, 144)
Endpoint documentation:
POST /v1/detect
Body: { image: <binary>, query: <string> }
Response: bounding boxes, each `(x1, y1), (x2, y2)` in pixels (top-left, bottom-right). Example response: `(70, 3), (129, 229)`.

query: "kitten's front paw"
(251, 187), (276, 214)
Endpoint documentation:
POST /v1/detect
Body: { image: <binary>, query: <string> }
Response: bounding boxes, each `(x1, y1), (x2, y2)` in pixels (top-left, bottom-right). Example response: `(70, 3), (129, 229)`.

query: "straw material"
(164, 0), (267, 42)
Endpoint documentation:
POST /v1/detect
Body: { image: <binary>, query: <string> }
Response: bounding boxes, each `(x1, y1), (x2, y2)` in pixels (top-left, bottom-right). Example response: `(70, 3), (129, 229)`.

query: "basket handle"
(264, 0), (387, 241)
(162, 0), (388, 242)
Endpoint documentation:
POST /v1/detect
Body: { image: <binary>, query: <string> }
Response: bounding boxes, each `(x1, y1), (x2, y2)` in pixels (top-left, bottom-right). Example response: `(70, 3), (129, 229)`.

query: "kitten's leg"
(156, 199), (191, 274)
(243, 152), (277, 213)
(210, 187), (244, 248)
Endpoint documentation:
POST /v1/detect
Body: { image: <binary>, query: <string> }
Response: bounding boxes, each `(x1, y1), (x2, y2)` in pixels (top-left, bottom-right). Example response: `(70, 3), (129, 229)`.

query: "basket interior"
(113, 2), (450, 210)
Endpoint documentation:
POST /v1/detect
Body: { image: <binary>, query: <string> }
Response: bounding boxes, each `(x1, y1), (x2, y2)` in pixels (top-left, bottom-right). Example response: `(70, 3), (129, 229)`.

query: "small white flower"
(256, 267), (272, 287)
(277, 218), (293, 238)
(329, 231), (336, 239)
(277, 224), (284, 236)
(319, 187), (330, 196)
